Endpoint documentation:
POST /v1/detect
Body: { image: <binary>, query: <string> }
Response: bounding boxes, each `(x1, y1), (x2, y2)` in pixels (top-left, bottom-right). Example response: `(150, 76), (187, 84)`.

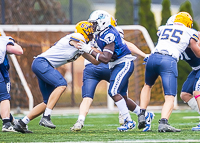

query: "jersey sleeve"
(191, 31), (199, 42)
(0, 37), (12, 64)
(70, 33), (86, 43)
(103, 33), (115, 44)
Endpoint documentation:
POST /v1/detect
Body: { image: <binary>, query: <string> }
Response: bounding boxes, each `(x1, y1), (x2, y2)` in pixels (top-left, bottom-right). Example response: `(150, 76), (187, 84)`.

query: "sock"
(159, 118), (168, 124)
(9, 113), (14, 122)
(115, 98), (132, 121)
(187, 97), (200, 113)
(78, 115), (85, 121)
(22, 116), (30, 124)
(140, 109), (146, 115)
(44, 108), (52, 116)
(2, 118), (10, 124)
(133, 105), (141, 115)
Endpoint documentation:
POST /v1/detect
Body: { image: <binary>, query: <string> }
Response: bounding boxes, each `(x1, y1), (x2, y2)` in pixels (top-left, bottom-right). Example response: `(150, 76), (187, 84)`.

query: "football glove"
(77, 41), (93, 54)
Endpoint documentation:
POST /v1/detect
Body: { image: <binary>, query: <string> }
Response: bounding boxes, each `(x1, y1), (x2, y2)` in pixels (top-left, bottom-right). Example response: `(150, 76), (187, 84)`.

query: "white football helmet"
(88, 10), (111, 34)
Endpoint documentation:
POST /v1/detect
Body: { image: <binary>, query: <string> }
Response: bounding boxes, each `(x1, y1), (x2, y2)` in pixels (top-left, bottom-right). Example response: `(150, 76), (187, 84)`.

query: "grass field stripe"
(183, 116), (200, 119)
(110, 140), (200, 142)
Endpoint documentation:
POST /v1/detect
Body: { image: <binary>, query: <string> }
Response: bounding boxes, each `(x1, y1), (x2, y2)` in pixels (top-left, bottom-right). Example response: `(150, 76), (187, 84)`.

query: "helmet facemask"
(88, 10), (111, 35)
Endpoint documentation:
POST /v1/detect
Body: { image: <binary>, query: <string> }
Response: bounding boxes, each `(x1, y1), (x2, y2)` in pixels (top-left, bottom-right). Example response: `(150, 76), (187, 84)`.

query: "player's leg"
(71, 63), (110, 131)
(138, 54), (158, 130)
(158, 57), (180, 132)
(13, 102), (46, 133)
(191, 70), (200, 131)
(0, 74), (16, 132)
(192, 91), (200, 131)
(70, 78), (98, 131)
(1, 100), (16, 132)
(31, 58), (67, 129)
(109, 61), (136, 131)
(122, 94), (155, 132)
(180, 71), (199, 113)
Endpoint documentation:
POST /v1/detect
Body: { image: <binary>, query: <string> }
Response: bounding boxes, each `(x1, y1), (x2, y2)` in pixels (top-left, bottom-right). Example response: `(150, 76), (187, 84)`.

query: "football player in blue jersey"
(138, 12), (200, 132)
(77, 10), (152, 132)
(0, 33), (23, 132)
(13, 21), (101, 133)
(180, 42), (200, 131)
(71, 16), (154, 132)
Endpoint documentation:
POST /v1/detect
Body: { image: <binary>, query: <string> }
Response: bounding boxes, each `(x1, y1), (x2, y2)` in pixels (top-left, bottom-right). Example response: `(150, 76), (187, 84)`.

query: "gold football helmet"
(75, 21), (93, 42)
(110, 15), (117, 27)
(174, 12), (193, 28)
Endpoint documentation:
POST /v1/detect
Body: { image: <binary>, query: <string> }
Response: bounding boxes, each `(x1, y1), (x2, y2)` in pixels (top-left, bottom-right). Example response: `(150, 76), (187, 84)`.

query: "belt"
(154, 52), (177, 61)
(154, 52), (172, 56)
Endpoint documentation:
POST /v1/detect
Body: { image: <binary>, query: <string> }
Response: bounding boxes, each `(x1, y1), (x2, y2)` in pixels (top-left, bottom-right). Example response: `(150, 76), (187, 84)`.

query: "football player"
(77, 10), (152, 132)
(13, 21), (99, 133)
(167, 14), (200, 131)
(0, 34), (23, 132)
(180, 40), (200, 131)
(71, 19), (154, 132)
(138, 12), (200, 132)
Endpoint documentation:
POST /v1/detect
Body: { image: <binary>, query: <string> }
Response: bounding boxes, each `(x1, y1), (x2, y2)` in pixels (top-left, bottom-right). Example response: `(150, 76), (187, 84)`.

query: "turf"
(0, 110), (200, 142)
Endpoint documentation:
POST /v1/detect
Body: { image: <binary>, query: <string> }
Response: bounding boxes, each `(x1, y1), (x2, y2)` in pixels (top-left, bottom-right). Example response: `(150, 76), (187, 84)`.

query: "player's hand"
(143, 54), (150, 64)
(78, 41), (93, 54)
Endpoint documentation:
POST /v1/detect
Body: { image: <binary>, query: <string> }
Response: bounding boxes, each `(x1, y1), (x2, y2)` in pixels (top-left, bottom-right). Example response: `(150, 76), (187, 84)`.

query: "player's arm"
(77, 41), (114, 64)
(189, 31), (200, 58)
(82, 53), (100, 65)
(6, 43), (23, 55)
(70, 40), (81, 49)
(124, 40), (146, 58)
(71, 40), (101, 65)
(189, 38), (200, 58)
(90, 42), (114, 64)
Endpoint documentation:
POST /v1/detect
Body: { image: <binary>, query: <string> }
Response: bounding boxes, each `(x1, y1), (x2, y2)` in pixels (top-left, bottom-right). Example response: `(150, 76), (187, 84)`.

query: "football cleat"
(192, 123), (200, 131)
(2, 122), (17, 132)
(13, 119), (33, 133)
(158, 119), (181, 132)
(118, 114), (124, 126)
(70, 120), (84, 131)
(143, 112), (155, 132)
(138, 113), (146, 129)
(39, 115), (56, 129)
(117, 119), (136, 132)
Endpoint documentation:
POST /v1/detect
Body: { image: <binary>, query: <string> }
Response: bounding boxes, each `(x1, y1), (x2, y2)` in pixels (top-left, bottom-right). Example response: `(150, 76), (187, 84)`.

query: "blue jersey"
(181, 48), (200, 70)
(95, 25), (131, 61)
(0, 55), (10, 82)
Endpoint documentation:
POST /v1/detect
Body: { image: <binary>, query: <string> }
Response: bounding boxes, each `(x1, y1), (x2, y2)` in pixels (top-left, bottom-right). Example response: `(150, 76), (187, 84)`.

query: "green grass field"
(1, 110), (200, 142)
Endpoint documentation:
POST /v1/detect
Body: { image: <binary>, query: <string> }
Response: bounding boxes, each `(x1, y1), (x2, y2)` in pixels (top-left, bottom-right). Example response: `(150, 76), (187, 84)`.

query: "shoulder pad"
(70, 33), (86, 43)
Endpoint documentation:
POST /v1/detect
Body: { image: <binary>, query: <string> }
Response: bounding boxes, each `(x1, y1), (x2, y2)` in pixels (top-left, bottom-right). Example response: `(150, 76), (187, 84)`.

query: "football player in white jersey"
(168, 14), (200, 131)
(13, 21), (100, 133)
(0, 34), (23, 132)
(138, 12), (200, 132)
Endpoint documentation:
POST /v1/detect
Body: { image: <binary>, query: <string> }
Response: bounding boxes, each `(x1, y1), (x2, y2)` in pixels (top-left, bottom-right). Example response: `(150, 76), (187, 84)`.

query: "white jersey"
(37, 33), (85, 68)
(0, 36), (15, 64)
(152, 24), (198, 61)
